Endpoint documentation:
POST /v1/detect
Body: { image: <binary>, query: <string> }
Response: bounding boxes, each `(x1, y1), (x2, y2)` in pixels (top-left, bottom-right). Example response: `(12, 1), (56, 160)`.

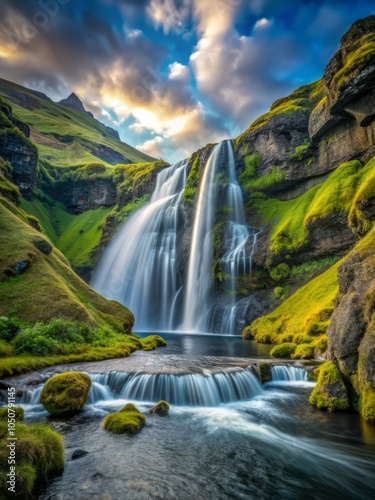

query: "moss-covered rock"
(270, 343), (297, 358)
(257, 362), (272, 383)
(0, 406), (24, 422)
(292, 343), (315, 359)
(309, 361), (349, 411)
(0, 421), (64, 497)
(40, 371), (91, 417)
(103, 403), (146, 434)
(149, 400), (170, 416)
(140, 335), (167, 351)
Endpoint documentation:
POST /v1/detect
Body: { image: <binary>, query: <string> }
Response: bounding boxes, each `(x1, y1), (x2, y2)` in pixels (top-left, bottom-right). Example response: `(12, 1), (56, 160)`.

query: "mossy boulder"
(257, 362), (272, 383)
(149, 400), (170, 416)
(0, 406), (24, 422)
(40, 371), (91, 417)
(103, 403), (146, 434)
(292, 343), (315, 359)
(270, 343), (297, 358)
(140, 335), (167, 351)
(309, 361), (349, 411)
(0, 421), (64, 497)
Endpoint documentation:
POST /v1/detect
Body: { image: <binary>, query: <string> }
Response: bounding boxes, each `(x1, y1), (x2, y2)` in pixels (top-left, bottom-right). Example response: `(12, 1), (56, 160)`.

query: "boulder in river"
(149, 400), (170, 416)
(40, 371), (91, 417)
(103, 403), (146, 434)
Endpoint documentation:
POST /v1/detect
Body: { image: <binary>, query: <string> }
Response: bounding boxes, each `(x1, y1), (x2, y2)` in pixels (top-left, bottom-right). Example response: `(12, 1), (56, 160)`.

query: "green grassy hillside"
(0, 78), (155, 167)
(0, 193), (134, 330)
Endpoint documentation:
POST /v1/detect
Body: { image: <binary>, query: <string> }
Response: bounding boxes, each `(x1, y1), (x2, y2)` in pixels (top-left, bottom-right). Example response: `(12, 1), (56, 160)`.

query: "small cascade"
(92, 159), (187, 331)
(271, 366), (309, 382)
(90, 369), (263, 406)
(87, 381), (113, 404)
(15, 386), (43, 405)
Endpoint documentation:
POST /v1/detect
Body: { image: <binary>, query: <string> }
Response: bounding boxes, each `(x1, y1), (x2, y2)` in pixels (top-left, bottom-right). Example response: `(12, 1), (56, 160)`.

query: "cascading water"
(271, 366), (309, 382)
(219, 141), (258, 334)
(92, 160), (187, 330)
(181, 143), (223, 332)
(11, 369), (263, 408)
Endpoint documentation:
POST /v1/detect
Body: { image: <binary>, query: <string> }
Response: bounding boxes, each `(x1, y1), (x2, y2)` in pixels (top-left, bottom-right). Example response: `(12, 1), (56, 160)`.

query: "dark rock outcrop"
(0, 99), (38, 194)
(59, 93), (94, 118)
(105, 126), (120, 140)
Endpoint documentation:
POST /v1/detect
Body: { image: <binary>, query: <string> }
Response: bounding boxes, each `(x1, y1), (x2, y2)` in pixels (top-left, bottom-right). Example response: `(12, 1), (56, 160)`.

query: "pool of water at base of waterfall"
(12, 334), (375, 500)
(135, 332), (273, 358)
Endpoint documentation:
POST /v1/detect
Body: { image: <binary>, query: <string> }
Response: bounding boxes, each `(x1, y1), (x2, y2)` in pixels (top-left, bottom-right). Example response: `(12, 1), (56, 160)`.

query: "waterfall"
(181, 143), (223, 332)
(90, 368), (263, 406)
(270, 366), (309, 382)
(9, 369), (263, 408)
(219, 141), (258, 334)
(92, 160), (187, 331)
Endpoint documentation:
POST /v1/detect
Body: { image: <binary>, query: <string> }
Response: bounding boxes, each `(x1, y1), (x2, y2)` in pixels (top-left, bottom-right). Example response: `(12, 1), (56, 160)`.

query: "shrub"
(270, 263), (291, 282)
(103, 404), (146, 434)
(270, 343), (297, 358)
(40, 372), (92, 417)
(0, 316), (21, 341)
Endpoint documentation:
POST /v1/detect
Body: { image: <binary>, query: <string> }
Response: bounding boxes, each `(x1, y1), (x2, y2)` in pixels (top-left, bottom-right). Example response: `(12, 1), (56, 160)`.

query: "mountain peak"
(59, 92), (94, 118)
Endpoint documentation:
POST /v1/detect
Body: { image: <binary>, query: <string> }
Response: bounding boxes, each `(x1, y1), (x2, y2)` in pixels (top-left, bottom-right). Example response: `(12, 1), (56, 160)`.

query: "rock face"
(59, 92), (94, 118)
(105, 126), (120, 140)
(327, 231), (375, 421)
(0, 98), (38, 194)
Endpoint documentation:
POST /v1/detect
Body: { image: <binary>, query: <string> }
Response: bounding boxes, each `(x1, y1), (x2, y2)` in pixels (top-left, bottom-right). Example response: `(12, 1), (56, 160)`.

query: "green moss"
(333, 32), (375, 91)
(238, 153), (262, 192)
(0, 406), (24, 421)
(246, 262), (339, 345)
(270, 263), (291, 282)
(253, 158), (374, 255)
(273, 286), (285, 299)
(0, 196), (134, 330)
(140, 335), (167, 351)
(257, 362), (272, 383)
(291, 142), (312, 161)
(236, 80), (323, 142)
(309, 361), (349, 411)
(270, 343), (297, 358)
(183, 156), (200, 203)
(0, 422), (64, 497)
(292, 344), (315, 359)
(40, 371), (91, 416)
(358, 388), (375, 423)
(245, 166), (285, 192)
(149, 400), (170, 416)
(103, 403), (146, 434)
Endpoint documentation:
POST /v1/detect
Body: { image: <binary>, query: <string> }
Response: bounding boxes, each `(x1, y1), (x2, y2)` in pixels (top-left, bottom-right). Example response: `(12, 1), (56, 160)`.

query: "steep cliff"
(238, 16), (375, 421)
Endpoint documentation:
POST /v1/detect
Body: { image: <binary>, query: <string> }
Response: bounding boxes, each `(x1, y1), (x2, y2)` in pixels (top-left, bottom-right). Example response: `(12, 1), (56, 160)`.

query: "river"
(5, 334), (375, 500)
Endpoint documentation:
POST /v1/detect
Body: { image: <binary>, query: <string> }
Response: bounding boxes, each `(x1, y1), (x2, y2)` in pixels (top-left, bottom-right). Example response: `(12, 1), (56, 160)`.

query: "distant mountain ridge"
(0, 78), (154, 166)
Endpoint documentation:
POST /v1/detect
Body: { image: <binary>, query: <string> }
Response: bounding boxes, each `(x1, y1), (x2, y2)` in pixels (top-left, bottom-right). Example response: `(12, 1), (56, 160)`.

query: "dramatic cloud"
(0, 0), (374, 161)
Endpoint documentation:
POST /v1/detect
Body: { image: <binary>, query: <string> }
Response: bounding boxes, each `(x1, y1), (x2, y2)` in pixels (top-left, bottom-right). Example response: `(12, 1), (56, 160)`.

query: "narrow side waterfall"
(181, 143), (223, 332)
(92, 160), (187, 331)
(219, 141), (258, 334)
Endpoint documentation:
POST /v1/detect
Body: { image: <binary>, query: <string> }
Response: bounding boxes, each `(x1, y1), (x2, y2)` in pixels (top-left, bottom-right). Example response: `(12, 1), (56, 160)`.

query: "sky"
(0, 0), (374, 162)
